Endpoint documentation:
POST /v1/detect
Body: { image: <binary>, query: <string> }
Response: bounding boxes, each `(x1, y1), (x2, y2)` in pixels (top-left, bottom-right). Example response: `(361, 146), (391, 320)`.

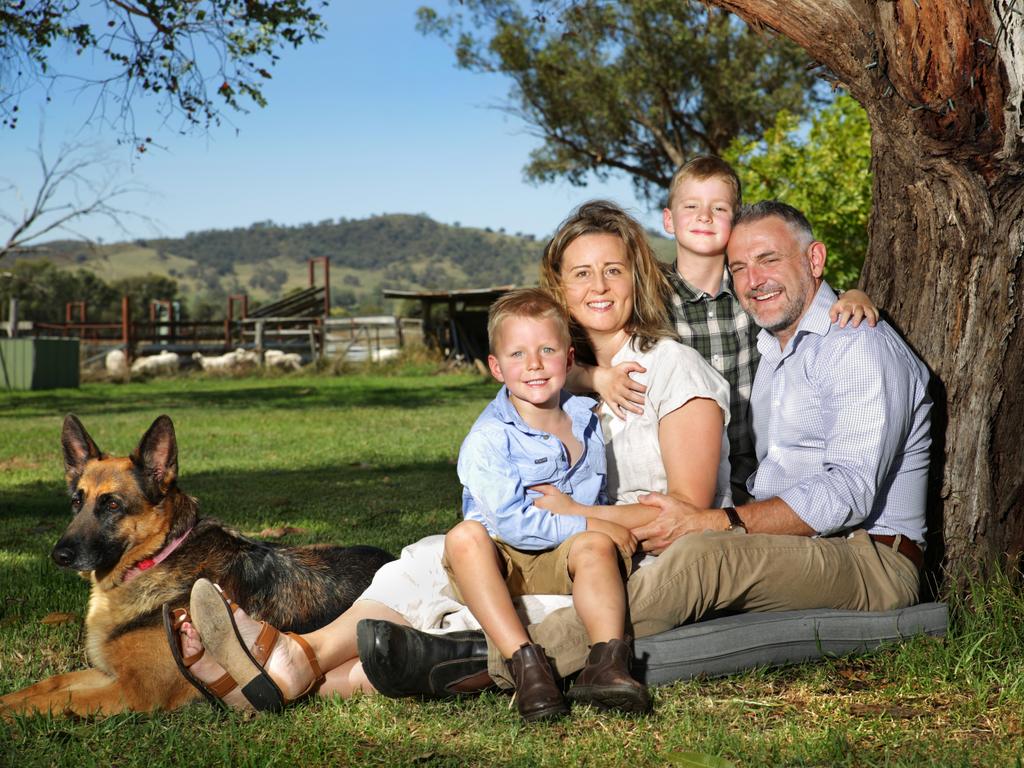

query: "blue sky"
(1, 2), (663, 245)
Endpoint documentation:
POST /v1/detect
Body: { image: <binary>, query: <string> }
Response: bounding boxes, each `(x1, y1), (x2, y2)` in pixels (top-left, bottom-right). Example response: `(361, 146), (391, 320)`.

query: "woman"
(175, 200), (731, 711)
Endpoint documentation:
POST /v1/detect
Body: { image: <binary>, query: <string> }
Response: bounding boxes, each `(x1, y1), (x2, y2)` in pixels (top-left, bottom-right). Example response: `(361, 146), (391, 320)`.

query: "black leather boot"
(566, 638), (651, 714)
(506, 642), (569, 722)
(357, 619), (493, 699)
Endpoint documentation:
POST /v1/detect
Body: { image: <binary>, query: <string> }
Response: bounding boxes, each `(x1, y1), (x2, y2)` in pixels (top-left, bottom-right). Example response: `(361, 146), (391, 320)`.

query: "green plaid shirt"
(664, 264), (760, 503)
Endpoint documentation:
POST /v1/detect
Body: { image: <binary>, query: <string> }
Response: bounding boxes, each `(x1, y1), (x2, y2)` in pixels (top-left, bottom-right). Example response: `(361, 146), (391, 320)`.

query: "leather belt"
(869, 533), (924, 571)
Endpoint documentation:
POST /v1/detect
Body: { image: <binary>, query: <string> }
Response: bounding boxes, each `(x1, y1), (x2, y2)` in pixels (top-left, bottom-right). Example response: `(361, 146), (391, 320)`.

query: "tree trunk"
(707, 0), (1024, 577)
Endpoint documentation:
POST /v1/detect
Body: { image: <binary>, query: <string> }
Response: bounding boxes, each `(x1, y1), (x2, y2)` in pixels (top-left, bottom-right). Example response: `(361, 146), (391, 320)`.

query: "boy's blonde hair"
(667, 155), (742, 210)
(488, 288), (571, 353)
(540, 200), (675, 358)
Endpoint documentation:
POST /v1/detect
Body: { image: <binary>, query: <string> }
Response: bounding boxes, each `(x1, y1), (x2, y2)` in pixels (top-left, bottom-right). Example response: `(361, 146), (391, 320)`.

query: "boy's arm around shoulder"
(457, 426), (588, 551)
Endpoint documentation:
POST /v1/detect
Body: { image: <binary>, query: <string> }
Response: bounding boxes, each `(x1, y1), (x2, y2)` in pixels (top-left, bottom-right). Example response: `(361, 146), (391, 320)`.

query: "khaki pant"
(487, 529), (921, 686)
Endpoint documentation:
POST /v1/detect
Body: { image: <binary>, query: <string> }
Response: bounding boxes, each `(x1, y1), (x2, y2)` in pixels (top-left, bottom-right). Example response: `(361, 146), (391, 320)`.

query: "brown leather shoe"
(567, 638), (651, 714)
(506, 642), (569, 722)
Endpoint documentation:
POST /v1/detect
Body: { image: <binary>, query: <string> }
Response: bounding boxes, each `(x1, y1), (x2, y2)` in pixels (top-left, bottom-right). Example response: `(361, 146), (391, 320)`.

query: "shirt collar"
(492, 386), (597, 434)
(665, 263), (735, 302)
(757, 281), (838, 358)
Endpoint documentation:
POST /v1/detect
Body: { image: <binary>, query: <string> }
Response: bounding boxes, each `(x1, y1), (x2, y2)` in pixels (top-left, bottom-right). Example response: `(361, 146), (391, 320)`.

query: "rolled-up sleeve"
(780, 332), (914, 535)
(457, 429), (587, 551)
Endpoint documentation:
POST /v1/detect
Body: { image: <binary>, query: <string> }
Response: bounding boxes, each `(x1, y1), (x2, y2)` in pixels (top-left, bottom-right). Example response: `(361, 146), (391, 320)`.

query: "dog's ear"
(131, 415), (178, 498)
(62, 414), (103, 487)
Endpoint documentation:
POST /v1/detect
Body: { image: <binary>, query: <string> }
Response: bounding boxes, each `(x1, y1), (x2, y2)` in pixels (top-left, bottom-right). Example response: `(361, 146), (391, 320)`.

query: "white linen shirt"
(749, 282), (932, 544)
(601, 337), (733, 508)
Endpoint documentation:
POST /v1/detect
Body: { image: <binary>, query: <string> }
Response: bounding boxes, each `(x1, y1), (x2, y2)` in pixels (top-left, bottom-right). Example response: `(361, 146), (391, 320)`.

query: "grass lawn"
(1, 369), (1022, 767)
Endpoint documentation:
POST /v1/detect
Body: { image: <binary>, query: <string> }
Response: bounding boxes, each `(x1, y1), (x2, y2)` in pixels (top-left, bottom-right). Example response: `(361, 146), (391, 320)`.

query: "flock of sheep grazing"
(105, 347), (303, 377)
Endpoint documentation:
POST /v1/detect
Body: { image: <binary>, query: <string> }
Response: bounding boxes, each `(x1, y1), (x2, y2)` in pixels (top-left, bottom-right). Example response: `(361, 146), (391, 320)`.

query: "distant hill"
(27, 214), (677, 316)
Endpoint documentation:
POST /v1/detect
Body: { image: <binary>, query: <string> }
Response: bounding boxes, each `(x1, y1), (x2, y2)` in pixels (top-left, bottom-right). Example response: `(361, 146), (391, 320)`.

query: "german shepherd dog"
(0, 414), (394, 717)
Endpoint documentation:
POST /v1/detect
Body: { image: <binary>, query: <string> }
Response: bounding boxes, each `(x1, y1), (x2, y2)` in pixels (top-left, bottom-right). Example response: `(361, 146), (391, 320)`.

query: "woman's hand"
(532, 484), (579, 516)
(594, 361), (647, 419)
(586, 517), (637, 558)
(830, 289), (879, 328)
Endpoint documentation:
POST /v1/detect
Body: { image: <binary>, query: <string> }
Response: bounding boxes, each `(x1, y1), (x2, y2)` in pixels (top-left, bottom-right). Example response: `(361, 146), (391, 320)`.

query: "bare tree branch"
(1, 134), (156, 260)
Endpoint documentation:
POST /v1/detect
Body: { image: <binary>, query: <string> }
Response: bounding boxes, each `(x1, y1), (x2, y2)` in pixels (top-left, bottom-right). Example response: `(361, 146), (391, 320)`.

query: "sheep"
(105, 349), (128, 376)
(130, 350), (180, 376)
(191, 348), (258, 372)
(263, 349), (303, 371)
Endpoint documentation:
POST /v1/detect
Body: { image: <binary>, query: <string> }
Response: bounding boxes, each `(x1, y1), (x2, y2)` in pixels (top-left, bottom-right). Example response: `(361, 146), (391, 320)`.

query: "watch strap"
(723, 506), (746, 531)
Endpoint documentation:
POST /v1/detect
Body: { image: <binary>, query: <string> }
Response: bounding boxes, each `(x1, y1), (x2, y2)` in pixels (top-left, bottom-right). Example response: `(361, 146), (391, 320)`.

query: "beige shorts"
(443, 532), (634, 603)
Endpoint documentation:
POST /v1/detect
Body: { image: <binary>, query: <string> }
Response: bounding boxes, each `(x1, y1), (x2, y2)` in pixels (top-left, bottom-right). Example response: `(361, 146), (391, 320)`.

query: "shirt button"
(541, 434), (549, 440)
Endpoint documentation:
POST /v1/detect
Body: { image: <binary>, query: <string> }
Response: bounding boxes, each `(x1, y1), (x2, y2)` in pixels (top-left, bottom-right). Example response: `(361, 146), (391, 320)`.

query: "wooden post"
(255, 319), (265, 365)
(8, 298), (18, 339)
(308, 256), (330, 317)
(121, 296), (132, 362)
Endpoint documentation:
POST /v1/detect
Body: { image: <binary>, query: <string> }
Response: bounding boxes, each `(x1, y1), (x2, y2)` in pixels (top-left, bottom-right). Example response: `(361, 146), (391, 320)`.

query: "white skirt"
(357, 534), (655, 633)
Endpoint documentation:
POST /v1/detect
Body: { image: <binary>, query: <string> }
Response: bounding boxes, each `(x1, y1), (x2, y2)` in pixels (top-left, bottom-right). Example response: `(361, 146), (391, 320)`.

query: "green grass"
(2, 371), (1023, 767)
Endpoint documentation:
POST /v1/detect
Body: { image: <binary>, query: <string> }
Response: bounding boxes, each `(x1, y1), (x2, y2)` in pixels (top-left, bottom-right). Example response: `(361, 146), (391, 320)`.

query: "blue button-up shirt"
(749, 282), (932, 544)
(457, 387), (606, 551)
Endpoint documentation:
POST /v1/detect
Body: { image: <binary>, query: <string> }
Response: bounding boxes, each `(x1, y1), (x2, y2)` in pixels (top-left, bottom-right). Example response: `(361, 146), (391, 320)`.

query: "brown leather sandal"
(162, 603), (238, 709)
(188, 579), (325, 713)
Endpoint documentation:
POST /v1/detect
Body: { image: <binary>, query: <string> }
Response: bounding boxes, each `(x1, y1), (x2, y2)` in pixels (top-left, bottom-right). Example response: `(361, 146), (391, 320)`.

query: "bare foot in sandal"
(188, 579), (324, 712)
(177, 618), (252, 710)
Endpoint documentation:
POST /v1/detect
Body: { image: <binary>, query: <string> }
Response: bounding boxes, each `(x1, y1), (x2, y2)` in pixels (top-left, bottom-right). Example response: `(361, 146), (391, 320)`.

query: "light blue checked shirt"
(748, 283), (932, 544)
(458, 387), (607, 551)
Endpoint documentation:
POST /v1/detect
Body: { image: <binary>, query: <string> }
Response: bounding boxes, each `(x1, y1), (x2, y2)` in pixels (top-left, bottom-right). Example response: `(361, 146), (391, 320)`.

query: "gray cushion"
(632, 602), (948, 686)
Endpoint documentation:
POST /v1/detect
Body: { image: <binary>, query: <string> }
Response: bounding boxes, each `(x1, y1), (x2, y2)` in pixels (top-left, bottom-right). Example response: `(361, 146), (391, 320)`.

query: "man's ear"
(487, 354), (505, 383)
(662, 207), (675, 236)
(808, 241), (827, 278)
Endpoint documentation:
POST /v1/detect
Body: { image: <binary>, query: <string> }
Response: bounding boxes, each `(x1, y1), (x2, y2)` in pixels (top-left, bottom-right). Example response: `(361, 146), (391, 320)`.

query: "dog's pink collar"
(123, 526), (194, 583)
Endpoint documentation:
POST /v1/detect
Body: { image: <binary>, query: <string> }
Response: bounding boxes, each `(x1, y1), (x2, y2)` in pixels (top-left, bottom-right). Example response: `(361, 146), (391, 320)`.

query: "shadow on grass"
(0, 377), (494, 419)
(0, 460), (463, 562)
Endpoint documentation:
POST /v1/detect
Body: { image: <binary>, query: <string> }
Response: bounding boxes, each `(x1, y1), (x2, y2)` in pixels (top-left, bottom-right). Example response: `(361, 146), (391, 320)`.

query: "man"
(359, 200), (933, 696)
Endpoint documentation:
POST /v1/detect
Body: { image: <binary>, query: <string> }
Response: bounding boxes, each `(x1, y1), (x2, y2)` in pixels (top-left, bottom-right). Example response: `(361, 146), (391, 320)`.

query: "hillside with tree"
(7, 213), (677, 322)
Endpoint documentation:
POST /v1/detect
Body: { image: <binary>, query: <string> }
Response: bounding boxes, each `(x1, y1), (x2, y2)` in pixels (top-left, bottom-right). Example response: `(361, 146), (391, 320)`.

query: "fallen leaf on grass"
(40, 612), (78, 626)
(255, 526), (307, 539)
(848, 703), (923, 718)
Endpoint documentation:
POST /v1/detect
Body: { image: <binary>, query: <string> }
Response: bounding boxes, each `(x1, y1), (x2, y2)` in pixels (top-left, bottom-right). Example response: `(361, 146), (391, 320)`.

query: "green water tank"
(0, 338), (80, 390)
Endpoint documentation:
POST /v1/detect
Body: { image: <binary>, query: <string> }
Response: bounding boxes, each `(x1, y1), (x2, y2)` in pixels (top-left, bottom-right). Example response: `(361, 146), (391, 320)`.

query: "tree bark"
(707, 0), (1024, 577)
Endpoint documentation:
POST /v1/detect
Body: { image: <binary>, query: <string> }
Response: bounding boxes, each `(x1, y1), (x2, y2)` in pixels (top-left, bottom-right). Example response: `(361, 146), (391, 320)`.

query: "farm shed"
(382, 286), (515, 364)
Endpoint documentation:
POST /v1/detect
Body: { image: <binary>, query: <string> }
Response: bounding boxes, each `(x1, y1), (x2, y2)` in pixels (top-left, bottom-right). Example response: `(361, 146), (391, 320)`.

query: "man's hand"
(586, 517), (637, 559)
(532, 484), (579, 516)
(632, 492), (722, 554)
(593, 361), (647, 419)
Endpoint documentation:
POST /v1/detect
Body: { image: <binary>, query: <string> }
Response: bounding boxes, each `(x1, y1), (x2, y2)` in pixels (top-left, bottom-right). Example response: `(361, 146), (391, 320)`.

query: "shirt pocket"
(520, 455), (561, 487)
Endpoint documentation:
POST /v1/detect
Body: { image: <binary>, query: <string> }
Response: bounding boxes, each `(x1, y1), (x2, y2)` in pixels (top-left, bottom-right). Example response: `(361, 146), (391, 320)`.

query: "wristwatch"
(723, 506), (746, 532)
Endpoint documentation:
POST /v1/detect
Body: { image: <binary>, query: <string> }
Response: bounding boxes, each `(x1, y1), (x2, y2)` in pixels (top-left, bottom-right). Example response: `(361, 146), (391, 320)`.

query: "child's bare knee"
(444, 519), (489, 556)
(571, 531), (618, 564)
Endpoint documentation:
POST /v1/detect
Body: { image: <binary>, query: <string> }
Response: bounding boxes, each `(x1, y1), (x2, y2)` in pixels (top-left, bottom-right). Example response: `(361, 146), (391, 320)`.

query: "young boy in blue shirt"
(444, 288), (649, 722)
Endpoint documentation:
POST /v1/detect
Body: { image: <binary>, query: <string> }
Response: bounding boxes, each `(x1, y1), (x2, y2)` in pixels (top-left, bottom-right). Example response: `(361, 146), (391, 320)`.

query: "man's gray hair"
(734, 201), (815, 249)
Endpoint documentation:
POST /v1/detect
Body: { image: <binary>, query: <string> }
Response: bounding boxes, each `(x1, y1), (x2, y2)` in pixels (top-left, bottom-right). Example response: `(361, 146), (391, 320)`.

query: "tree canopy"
(417, 0), (824, 203)
(725, 93), (872, 290)
(0, 0), (325, 141)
